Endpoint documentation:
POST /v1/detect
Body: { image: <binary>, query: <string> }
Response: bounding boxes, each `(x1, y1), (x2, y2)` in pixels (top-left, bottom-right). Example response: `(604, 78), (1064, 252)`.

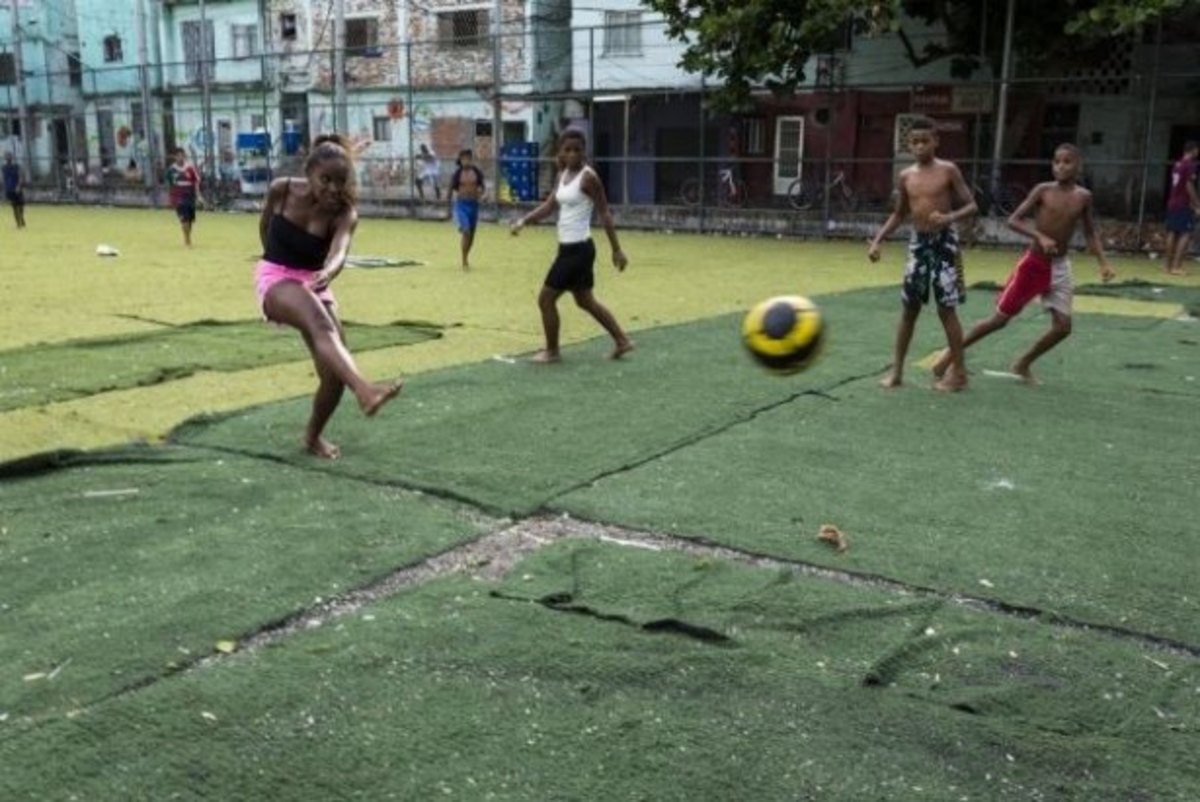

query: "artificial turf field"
(1, 206), (1198, 800)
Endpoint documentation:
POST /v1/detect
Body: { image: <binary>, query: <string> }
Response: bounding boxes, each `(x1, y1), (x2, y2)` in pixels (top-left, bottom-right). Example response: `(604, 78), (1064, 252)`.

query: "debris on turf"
(95, 244), (120, 257)
(817, 523), (849, 553)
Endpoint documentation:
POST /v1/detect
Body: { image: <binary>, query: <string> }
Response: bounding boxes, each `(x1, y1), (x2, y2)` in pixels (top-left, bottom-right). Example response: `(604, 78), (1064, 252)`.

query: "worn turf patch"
(171, 288), (906, 515)
(555, 323), (1200, 645)
(2, 541), (1195, 800)
(0, 445), (488, 721)
(1072, 279), (1200, 317)
(0, 319), (441, 412)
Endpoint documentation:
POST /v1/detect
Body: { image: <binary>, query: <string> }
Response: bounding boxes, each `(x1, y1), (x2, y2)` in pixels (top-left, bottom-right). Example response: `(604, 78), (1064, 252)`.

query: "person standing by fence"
(415, 144), (441, 201)
(1165, 140), (1199, 276)
(3, 152), (27, 229)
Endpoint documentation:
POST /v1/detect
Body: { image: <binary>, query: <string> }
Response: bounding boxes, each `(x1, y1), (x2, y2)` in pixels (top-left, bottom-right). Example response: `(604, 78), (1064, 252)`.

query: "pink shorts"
(254, 259), (336, 318)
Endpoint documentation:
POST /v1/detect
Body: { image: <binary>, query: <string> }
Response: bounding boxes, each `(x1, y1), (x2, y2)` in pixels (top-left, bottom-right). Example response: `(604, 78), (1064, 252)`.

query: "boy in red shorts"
(932, 143), (1115, 384)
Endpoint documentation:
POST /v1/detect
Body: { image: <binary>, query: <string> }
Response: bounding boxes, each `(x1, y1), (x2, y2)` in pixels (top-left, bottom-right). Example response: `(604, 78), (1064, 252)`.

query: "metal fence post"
(1134, 18), (1163, 248)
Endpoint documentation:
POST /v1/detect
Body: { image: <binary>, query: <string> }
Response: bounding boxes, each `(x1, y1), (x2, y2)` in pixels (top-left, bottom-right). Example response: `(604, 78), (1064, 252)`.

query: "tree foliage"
(641, 0), (1200, 109)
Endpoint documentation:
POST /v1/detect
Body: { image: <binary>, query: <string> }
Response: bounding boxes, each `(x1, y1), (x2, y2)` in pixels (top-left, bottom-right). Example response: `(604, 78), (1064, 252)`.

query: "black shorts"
(175, 201), (196, 223)
(544, 239), (596, 292)
(5, 190), (23, 206)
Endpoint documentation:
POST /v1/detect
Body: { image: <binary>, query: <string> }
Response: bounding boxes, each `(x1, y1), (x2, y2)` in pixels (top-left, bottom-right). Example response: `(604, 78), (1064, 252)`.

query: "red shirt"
(1167, 156), (1196, 212)
(168, 163), (200, 206)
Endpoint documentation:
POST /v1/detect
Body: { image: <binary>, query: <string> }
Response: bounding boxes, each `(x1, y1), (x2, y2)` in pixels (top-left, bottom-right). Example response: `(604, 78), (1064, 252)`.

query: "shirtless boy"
(868, 117), (978, 391)
(931, 143), (1115, 384)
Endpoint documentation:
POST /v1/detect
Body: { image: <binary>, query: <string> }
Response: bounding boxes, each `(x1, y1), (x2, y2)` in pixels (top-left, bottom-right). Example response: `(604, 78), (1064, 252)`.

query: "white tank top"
(555, 166), (594, 244)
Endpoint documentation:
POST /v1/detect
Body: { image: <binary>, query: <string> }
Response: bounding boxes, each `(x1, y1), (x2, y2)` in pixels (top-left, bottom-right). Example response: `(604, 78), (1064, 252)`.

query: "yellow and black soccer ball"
(741, 295), (825, 374)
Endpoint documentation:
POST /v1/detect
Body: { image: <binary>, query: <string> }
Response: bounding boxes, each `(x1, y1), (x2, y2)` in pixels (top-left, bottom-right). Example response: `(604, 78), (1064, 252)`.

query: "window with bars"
(131, 101), (144, 139)
(438, 10), (490, 50)
(373, 117), (392, 142)
(68, 53), (83, 87)
(231, 24), (258, 60)
(280, 13), (298, 41)
(603, 11), (642, 56)
(742, 118), (765, 155)
(182, 20), (215, 84)
(103, 35), (123, 63)
(346, 18), (380, 57)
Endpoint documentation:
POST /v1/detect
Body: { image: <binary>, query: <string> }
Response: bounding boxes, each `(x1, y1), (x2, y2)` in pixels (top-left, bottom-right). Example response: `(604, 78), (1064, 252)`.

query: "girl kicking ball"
(509, 129), (634, 363)
(254, 134), (402, 458)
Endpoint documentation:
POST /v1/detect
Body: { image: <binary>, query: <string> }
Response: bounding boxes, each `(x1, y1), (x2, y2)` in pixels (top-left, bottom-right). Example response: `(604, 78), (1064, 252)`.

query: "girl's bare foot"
(879, 371), (903, 389)
(608, 340), (635, 360)
(933, 370), (968, 392)
(529, 350), (561, 364)
(359, 380), (404, 416)
(304, 437), (341, 460)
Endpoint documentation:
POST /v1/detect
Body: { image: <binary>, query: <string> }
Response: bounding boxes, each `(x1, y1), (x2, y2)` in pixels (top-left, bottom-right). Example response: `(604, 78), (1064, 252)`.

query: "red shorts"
(996, 250), (1052, 317)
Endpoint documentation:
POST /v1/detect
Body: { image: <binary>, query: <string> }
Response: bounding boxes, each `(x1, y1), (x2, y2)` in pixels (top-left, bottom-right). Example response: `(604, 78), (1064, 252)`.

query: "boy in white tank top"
(510, 129), (634, 362)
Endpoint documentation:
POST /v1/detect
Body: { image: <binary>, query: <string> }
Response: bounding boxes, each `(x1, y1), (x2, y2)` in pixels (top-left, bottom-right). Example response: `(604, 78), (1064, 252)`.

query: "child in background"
(166, 148), (203, 246)
(510, 129), (634, 363)
(448, 149), (486, 270)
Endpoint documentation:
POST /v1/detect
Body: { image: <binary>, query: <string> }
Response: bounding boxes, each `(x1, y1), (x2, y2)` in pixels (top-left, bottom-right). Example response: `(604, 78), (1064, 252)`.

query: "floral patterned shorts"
(902, 227), (964, 308)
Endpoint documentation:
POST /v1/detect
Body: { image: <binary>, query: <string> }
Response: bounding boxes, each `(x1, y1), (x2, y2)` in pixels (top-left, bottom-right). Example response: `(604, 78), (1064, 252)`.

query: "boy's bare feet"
(359, 380), (404, 416)
(933, 370), (968, 392)
(1010, 362), (1040, 385)
(608, 340), (635, 360)
(529, 350), (562, 364)
(930, 348), (950, 379)
(879, 370), (903, 389)
(304, 437), (341, 460)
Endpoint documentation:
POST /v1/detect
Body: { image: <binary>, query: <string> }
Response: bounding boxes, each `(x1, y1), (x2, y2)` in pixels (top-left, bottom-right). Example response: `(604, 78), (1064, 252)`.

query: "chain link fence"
(3, 20), (1197, 249)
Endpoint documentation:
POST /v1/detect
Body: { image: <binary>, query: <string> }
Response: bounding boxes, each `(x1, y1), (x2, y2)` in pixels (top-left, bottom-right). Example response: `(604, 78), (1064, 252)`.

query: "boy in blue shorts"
(448, 149), (486, 270)
(868, 117), (978, 391)
(1165, 140), (1199, 276)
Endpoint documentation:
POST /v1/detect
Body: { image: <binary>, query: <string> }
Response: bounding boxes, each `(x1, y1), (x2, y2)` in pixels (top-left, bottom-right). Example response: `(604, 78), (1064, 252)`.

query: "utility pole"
(334, 0), (346, 132)
(199, 0), (215, 182)
(136, 0), (158, 197)
(491, 0), (502, 211)
(989, 0), (1015, 201)
(10, 0), (33, 181)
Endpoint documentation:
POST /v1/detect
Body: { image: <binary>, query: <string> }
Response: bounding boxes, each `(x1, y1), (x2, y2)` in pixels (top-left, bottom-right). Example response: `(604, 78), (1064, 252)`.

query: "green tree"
(642, 0), (1199, 109)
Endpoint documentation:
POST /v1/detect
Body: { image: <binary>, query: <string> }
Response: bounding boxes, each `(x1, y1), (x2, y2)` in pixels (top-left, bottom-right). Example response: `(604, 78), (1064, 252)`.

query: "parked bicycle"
(786, 170), (859, 212)
(679, 167), (746, 208)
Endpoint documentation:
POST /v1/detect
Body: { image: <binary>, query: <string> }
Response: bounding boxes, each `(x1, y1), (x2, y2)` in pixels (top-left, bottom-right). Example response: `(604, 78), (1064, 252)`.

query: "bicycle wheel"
(679, 178), (702, 207)
(786, 178), (812, 211)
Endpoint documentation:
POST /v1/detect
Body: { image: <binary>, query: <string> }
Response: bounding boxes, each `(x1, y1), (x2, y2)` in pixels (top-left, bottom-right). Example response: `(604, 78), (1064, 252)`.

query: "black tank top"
(262, 183), (334, 270)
